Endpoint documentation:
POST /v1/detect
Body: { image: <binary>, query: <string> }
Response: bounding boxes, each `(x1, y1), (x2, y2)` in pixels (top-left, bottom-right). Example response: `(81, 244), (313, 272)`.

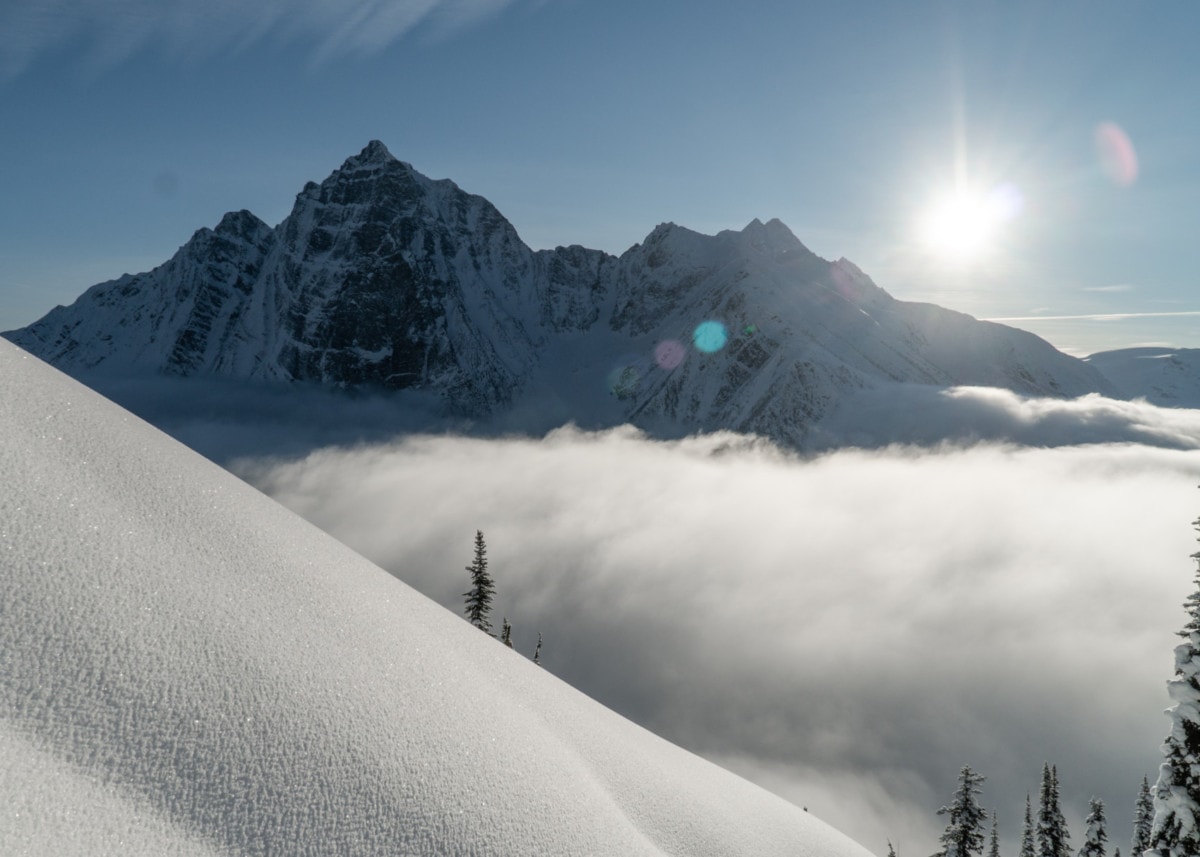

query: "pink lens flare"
(1095, 122), (1138, 187)
(654, 339), (686, 370)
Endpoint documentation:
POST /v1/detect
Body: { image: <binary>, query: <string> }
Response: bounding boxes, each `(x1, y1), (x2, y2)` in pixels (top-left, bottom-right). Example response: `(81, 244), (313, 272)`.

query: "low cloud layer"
(81, 374), (1200, 468)
(817, 384), (1200, 450)
(236, 426), (1200, 856)
(0, 0), (524, 77)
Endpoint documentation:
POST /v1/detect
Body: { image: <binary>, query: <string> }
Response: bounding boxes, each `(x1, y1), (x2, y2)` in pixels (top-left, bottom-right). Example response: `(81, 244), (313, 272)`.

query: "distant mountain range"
(1085, 347), (1200, 409)
(7, 140), (1185, 449)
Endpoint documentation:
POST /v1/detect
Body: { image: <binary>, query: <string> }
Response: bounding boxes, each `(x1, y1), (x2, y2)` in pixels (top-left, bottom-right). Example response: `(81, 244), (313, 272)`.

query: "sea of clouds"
(234, 433), (1198, 853)
(83, 374), (1200, 855)
(0, 0), (521, 77)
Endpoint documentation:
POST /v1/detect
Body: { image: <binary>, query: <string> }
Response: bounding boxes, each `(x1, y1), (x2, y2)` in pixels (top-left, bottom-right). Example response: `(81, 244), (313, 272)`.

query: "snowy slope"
(3, 141), (1114, 449)
(0, 338), (875, 857)
(1086, 347), (1200, 408)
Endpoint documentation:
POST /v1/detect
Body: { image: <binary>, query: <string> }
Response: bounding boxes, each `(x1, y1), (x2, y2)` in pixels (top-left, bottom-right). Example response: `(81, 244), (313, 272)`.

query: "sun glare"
(917, 184), (1022, 265)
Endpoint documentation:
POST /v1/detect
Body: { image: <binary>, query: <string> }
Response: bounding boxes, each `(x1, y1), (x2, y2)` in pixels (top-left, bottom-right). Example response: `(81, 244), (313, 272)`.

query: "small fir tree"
(1021, 794), (1037, 857)
(500, 617), (513, 648)
(1148, 524), (1200, 857)
(1078, 798), (1107, 857)
(463, 530), (495, 635)
(936, 766), (988, 857)
(533, 632), (543, 665)
(988, 817), (1000, 857)
(886, 841), (898, 857)
(1132, 775), (1153, 857)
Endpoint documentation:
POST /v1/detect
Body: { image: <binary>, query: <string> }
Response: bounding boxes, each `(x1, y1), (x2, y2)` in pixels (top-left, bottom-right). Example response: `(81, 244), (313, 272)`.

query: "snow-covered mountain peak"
(343, 138), (397, 168)
(214, 209), (271, 241)
(3, 142), (1118, 449)
(736, 216), (808, 256)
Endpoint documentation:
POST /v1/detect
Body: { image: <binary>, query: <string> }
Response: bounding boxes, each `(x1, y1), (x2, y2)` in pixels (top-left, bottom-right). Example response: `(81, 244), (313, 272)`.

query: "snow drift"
(0, 337), (874, 857)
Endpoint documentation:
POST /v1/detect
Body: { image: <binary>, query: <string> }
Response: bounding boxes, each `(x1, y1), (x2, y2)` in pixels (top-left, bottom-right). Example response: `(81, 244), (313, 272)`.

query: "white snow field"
(0, 337), (874, 857)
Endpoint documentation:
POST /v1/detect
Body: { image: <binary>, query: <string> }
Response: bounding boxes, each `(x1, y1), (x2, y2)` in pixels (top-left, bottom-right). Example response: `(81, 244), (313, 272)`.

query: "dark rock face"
(4, 141), (1116, 447)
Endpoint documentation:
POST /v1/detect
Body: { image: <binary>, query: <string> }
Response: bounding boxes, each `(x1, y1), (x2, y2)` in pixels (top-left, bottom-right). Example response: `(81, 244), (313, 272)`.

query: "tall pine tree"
(463, 530), (495, 635)
(936, 766), (988, 857)
(988, 818), (1000, 857)
(1132, 775), (1153, 857)
(1038, 763), (1071, 857)
(1079, 798), (1107, 857)
(1148, 529), (1200, 857)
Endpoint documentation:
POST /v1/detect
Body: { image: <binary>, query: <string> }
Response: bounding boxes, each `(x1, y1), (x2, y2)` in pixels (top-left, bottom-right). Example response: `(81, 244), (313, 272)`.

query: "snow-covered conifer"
(1148, 529), (1200, 857)
(1021, 793), (1037, 857)
(463, 530), (495, 635)
(1078, 798), (1107, 857)
(988, 817), (1000, 857)
(533, 632), (543, 665)
(1038, 763), (1071, 857)
(500, 617), (513, 647)
(886, 841), (897, 857)
(936, 766), (988, 857)
(1132, 775), (1153, 856)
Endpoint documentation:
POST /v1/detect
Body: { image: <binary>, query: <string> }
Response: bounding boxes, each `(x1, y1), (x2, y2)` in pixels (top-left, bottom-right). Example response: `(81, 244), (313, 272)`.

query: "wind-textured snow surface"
(0, 338), (874, 857)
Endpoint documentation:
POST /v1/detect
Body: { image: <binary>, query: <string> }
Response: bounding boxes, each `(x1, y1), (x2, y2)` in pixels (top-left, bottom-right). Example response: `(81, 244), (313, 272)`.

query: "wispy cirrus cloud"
(1082, 284), (1135, 294)
(987, 310), (1200, 323)
(0, 0), (525, 77)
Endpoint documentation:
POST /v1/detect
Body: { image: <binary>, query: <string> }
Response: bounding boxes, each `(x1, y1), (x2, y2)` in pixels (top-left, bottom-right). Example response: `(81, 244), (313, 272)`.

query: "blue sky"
(2, 0), (1199, 354)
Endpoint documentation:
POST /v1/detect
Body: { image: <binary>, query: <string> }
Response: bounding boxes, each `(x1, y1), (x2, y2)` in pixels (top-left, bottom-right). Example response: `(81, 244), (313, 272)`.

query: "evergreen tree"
(500, 617), (513, 647)
(1148, 526), (1200, 857)
(886, 840), (897, 857)
(533, 632), (543, 665)
(1132, 775), (1153, 857)
(1038, 763), (1071, 857)
(936, 766), (989, 857)
(988, 817), (1000, 857)
(463, 530), (495, 635)
(1021, 793), (1037, 857)
(1078, 798), (1107, 857)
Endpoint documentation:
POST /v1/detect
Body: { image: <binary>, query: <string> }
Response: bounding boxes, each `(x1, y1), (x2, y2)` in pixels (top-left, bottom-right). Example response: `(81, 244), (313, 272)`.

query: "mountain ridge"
(4, 140), (1117, 449)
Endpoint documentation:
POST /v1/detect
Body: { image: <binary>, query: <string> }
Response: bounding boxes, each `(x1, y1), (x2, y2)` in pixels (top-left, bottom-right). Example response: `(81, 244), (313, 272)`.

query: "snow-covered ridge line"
(0, 337), (875, 856)
(4, 140), (1116, 449)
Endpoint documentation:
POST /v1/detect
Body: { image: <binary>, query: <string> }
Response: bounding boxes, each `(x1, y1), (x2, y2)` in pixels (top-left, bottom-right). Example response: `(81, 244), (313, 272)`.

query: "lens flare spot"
(1095, 122), (1138, 187)
(654, 339), (686, 370)
(693, 321), (729, 353)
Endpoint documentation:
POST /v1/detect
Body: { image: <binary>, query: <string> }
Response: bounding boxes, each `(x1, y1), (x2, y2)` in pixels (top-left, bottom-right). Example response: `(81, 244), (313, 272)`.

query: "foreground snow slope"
(0, 338), (873, 857)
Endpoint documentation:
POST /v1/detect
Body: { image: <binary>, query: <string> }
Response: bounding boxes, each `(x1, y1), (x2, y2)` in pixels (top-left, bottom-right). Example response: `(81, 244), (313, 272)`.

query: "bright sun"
(917, 184), (1022, 265)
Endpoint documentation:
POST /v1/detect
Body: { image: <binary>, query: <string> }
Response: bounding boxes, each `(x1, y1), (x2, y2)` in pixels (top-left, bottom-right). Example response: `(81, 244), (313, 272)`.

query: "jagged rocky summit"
(4, 140), (1114, 448)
